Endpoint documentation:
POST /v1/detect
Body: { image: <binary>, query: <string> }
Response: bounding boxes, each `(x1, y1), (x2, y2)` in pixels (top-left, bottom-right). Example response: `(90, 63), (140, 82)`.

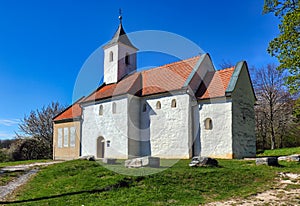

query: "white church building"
(53, 20), (256, 160)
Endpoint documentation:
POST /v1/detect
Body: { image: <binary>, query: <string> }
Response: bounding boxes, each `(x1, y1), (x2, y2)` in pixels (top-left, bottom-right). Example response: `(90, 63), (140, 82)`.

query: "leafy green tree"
(263, 0), (300, 94)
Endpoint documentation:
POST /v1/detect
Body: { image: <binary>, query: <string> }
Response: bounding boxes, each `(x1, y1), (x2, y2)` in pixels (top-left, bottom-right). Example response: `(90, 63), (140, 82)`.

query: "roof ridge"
(157, 55), (200, 68)
(218, 67), (235, 72)
(141, 55), (201, 74)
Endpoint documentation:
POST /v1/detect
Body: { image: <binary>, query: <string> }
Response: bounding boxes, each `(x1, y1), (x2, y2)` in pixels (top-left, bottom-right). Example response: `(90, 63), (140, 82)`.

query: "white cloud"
(0, 131), (15, 139)
(0, 119), (20, 126)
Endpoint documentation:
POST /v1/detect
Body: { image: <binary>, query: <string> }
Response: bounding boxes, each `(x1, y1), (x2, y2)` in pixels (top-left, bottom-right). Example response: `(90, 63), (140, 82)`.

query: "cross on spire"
(118, 8), (122, 23)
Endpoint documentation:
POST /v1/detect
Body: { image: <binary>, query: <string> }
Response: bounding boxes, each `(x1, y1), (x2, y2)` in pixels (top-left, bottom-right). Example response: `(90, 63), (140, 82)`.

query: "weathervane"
(118, 8), (122, 23)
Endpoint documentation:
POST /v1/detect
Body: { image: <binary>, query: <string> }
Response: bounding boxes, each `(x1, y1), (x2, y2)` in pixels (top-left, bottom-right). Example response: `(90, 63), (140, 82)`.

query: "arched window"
(112, 102), (116, 114)
(99, 105), (103, 116)
(142, 103), (147, 112)
(204, 118), (213, 130)
(125, 53), (130, 65)
(156, 101), (161, 109)
(171, 99), (177, 108)
(109, 51), (113, 62)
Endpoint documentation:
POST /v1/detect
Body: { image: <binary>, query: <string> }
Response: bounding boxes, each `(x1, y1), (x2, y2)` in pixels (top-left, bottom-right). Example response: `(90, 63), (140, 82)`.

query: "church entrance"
(97, 136), (105, 158)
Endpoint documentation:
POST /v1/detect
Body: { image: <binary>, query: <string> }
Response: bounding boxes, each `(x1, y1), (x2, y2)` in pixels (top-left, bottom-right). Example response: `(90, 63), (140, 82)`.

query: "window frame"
(112, 102), (116, 114)
(99, 105), (103, 116)
(156, 101), (161, 109)
(204, 118), (213, 130)
(171, 99), (177, 108)
(109, 51), (113, 62)
(58, 128), (63, 148)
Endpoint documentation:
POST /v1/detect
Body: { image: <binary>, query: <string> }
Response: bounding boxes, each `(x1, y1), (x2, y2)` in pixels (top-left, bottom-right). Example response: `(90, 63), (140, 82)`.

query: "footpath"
(0, 161), (61, 200)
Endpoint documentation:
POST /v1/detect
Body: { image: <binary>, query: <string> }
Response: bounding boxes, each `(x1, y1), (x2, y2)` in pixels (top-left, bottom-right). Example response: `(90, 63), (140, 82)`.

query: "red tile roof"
(142, 56), (200, 96)
(53, 97), (85, 122)
(196, 67), (235, 100)
(54, 57), (235, 121)
(83, 72), (142, 102)
(83, 56), (200, 103)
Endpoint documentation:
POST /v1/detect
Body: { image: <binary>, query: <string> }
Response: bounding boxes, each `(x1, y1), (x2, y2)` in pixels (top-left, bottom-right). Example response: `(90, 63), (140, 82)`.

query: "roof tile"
(196, 67), (234, 100)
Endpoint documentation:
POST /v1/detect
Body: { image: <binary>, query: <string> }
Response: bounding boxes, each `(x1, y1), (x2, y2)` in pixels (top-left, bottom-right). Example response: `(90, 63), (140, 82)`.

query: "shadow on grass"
(0, 177), (145, 205)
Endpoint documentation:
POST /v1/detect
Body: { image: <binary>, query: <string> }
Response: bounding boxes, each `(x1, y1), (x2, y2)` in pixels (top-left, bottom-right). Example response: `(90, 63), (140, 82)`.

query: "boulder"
(278, 155), (300, 162)
(256, 157), (278, 166)
(288, 155), (300, 162)
(78, 155), (95, 161)
(189, 156), (218, 167)
(125, 156), (160, 168)
(102, 158), (117, 164)
(278, 156), (288, 161)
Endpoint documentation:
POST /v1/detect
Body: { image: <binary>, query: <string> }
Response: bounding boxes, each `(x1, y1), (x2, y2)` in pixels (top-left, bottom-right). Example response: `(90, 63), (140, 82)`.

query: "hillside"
(2, 155), (300, 205)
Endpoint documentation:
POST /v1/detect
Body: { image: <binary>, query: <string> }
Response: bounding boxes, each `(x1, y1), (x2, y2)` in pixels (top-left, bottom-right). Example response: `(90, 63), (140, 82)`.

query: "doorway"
(97, 136), (105, 158)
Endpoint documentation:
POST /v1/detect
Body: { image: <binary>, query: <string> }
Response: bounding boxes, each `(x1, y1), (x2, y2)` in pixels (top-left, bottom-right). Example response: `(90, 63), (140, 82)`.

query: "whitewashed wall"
(81, 97), (129, 159)
(127, 95), (141, 158)
(231, 65), (256, 158)
(103, 43), (137, 84)
(104, 44), (119, 84)
(118, 44), (137, 79)
(199, 99), (233, 158)
(141, 93), (192, 159)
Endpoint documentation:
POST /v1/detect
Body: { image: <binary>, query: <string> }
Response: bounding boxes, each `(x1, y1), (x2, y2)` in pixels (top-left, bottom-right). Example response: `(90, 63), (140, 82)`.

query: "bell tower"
(103, 12), (138, 84)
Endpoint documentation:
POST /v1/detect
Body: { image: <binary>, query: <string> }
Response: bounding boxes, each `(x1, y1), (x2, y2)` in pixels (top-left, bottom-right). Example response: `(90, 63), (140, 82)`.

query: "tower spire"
(118, 8), (122, 24)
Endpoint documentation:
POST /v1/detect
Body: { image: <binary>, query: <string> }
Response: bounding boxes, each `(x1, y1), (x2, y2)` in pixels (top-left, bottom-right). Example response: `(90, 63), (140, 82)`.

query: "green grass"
(257, 147), (300, 157)
(3, 159), (300, 206)
(0, 171), (25, 186)
(0, 159), (52, 169)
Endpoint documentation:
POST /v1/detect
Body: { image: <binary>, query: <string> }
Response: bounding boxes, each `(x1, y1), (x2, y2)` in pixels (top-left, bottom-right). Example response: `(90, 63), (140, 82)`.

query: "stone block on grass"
(256, 157), (278, 166)
(78, 155), (95, 161)
(189, 156), (218, 167)
(125, 156), (160, 168)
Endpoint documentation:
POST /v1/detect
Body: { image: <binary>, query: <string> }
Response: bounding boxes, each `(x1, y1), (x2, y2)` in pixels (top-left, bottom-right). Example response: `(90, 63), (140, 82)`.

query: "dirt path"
(205, 172), (300, 206)
(0, 161), (62, 200)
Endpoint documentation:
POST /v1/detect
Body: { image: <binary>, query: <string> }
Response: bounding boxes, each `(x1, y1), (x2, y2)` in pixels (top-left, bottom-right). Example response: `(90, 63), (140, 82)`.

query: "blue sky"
(0, 0), (279, 139)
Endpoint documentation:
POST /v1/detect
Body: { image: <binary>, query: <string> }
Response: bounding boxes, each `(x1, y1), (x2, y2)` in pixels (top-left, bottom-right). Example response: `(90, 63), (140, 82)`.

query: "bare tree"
(254, 64), (294, 150)
(219, 60), (234, 69)
(16, 102), (65, 159)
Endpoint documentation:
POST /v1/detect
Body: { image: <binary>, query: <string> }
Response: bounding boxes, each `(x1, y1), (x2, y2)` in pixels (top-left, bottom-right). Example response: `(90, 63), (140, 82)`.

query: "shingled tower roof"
(103, 22), (137, 49)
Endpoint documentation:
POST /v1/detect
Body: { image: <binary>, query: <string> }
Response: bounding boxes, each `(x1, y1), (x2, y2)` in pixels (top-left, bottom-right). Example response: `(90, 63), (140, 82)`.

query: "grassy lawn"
(0, 159), (52, 169)
(2, 158), (300, 206)
(257, 147), (300, 157)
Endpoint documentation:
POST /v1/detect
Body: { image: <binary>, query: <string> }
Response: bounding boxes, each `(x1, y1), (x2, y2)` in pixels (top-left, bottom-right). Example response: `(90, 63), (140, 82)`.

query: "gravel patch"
(205, 173), (300, 206)
(0, 161), (62, 200)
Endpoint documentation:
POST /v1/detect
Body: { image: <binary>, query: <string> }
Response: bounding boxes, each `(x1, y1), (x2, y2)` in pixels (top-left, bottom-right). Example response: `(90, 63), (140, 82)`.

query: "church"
(52, 19), (256, 160)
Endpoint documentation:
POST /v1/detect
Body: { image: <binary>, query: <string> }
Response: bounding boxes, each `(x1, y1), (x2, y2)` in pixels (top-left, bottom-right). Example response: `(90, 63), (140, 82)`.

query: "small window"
(99, 105), (103, 115)
(156, 101), (161, 109)
(125, 53), (130, 65)
(112, 102), (116, 114)
(63, 127), (69, 147)
(57, 128), (63, 148)
(70, 127), (76, 148)
(204, 118), (213, 130)
(142, 103), (147, 112)
(109, 51), (113, 62)
(171, 99), (177, 108)
(107, 140), (111, 147)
